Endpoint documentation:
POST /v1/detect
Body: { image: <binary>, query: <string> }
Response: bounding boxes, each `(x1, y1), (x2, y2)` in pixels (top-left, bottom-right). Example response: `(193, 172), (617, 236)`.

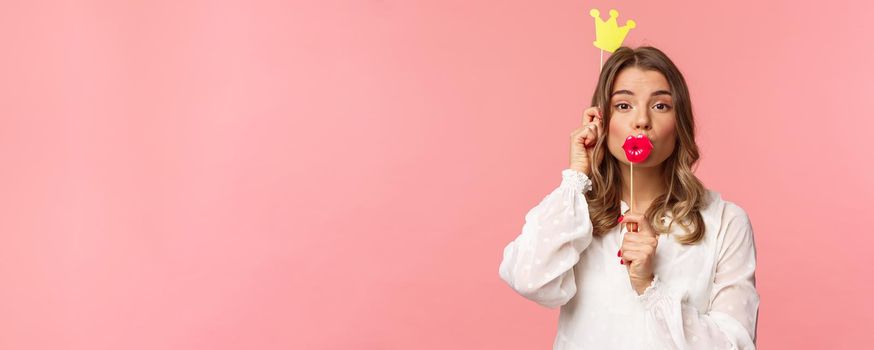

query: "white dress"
(498, 169), (760, 350)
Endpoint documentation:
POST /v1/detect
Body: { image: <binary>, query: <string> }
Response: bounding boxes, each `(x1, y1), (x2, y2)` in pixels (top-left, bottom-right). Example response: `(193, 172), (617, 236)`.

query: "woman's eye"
(653, 103), (672, 111)
(615, 103), (631, 110)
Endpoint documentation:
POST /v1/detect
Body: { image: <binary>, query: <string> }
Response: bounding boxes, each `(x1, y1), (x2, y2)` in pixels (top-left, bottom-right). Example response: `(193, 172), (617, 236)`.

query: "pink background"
(1, 0), (872, 349)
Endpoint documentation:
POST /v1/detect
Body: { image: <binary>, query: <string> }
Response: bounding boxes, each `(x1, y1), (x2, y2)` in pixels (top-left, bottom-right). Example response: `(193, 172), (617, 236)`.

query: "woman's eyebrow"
(610, 89), (673, 97)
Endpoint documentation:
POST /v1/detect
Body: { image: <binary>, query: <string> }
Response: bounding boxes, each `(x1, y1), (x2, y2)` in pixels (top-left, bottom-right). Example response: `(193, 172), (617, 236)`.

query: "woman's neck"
(619, 162), (666, 213)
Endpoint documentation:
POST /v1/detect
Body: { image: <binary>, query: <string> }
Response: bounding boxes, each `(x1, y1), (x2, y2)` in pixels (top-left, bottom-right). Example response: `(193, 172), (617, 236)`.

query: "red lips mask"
(621, 134), (654, 163)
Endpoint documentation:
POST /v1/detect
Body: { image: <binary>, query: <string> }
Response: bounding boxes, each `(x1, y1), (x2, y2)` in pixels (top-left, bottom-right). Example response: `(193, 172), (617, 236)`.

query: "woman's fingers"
(620, 212), (657, 238)
(581, 106), (601, 125)
(584, 124), (597, 148)
(620, 241), (648, 253)
(620, 249), (645, 265)
(621, 233), (655, 245)
(580, 110), (602, 148)
(572, 125), (594, 149)
(589, 114), (602, 140)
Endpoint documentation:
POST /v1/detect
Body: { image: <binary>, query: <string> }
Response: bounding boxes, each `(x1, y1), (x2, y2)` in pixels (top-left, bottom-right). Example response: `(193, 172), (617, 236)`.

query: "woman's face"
(606, 66), (678, 168)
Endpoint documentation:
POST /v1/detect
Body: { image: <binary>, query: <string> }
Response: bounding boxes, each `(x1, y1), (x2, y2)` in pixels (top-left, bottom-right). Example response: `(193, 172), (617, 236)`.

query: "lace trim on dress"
(635, 273), (662, 307)
(560, 168), (593, 193)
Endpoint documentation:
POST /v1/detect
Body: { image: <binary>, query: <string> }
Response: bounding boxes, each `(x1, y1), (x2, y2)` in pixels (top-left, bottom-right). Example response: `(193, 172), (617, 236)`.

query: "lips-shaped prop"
(621, 134), (654, 163)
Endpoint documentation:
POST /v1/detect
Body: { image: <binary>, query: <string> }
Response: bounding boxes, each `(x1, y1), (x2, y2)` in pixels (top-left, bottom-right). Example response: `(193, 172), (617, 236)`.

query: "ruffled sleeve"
(497, 169), (595, 308)
(635, 204), (760, 349)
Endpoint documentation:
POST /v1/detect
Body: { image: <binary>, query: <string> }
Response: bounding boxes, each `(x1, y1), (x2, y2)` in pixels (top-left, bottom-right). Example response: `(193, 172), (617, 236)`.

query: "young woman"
(498, 46), (760, 349)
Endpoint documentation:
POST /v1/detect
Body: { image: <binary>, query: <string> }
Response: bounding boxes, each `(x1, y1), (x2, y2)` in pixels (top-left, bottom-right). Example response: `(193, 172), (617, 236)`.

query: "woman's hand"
(569, 106), (604, 177)
(618, 212), (659, 295)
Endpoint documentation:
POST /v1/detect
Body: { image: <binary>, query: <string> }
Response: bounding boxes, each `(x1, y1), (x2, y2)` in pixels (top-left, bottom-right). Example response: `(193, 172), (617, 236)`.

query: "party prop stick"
(589, 8), (639, 229)
(589, 9), (636, 230)
(621, 134), (654, 231)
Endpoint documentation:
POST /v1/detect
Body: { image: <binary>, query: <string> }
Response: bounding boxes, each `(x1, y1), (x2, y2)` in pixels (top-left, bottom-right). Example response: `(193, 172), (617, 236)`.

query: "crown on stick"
(590, 9), (636, 53)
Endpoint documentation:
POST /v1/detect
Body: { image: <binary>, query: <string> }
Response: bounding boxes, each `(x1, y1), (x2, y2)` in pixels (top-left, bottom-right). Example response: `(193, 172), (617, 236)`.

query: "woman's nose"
(633, 113), (652, 131)
(625, 107), (653, 132)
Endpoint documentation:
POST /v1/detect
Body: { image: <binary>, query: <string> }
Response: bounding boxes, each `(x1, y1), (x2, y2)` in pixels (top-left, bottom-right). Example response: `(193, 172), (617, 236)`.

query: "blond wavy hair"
(584, 46), (709, 245)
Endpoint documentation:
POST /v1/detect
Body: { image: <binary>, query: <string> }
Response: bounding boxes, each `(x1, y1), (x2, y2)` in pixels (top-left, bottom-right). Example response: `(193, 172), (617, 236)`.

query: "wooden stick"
(626, 162), (636, 232)
(599, 49), (603, 72)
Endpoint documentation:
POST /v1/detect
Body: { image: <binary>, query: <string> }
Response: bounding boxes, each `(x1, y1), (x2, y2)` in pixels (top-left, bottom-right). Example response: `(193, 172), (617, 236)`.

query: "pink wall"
(1, 0), (871, 348)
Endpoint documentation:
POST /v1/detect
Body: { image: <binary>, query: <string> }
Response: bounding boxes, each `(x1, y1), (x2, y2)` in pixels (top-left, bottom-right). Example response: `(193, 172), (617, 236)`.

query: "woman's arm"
(498, 169), (595, 308)
(635, 204), (760, 349)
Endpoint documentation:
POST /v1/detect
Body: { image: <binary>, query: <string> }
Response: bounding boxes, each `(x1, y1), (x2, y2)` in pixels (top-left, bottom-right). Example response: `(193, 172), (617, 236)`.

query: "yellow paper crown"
(590, 9), (636, 53)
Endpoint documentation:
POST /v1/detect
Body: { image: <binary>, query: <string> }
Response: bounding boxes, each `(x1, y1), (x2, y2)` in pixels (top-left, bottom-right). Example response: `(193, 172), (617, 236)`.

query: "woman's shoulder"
(702, 188), (754, 239)
(703, 188), (750, 221)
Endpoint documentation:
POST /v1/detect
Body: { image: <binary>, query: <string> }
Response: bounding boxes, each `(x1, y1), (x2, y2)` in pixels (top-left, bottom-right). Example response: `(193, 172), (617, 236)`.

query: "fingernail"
(620, 259), (624, 265)
(618, 215), (624, 223)
(617, 249), (621, 257)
